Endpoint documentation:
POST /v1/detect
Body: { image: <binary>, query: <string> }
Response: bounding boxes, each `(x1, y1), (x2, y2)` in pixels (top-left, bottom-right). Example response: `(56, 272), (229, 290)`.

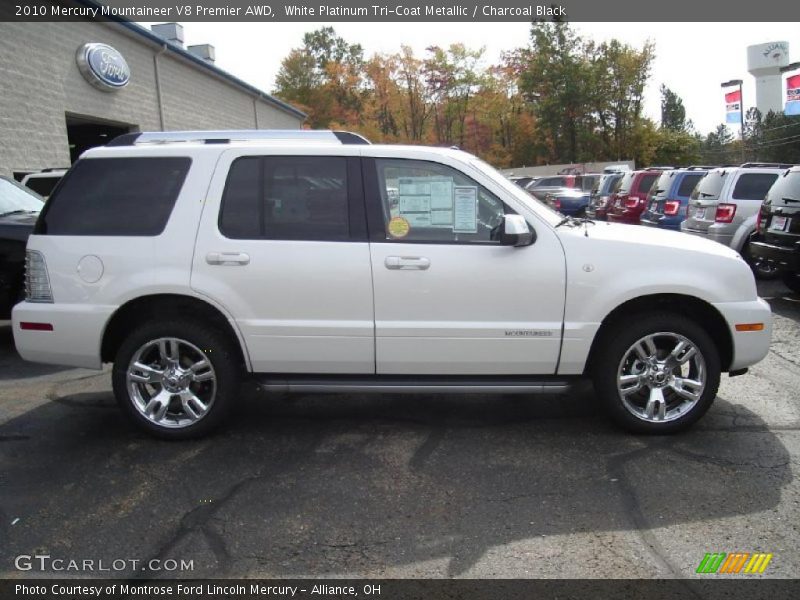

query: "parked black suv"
(0, 176), (44, 317)
(750, 166), (800, 293)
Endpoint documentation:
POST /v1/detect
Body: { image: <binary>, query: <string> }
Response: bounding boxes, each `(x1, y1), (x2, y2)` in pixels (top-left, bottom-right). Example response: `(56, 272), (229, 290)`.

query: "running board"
(255, 375), (577, 395)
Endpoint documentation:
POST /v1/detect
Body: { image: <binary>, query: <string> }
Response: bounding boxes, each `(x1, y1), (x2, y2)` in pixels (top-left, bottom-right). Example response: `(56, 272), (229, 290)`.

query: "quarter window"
(37, 157), (190, 236)
(219, 156), (350, 241)
(373, 159), (510, 244)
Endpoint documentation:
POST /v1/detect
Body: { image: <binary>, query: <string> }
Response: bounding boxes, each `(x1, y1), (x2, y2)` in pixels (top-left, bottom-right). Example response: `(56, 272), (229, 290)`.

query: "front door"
(363, 156), (566, 375)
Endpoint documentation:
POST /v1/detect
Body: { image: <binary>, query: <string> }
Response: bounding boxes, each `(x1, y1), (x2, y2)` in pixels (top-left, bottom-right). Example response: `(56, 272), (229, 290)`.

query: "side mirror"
(500, 214), (535, 247)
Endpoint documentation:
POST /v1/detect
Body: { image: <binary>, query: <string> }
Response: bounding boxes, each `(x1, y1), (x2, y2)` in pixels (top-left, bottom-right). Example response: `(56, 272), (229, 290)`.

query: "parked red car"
(606, 168), (666, 225)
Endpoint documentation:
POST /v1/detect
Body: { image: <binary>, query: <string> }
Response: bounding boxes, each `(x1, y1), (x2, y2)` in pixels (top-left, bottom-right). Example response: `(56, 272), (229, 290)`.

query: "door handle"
(385, 256), (430, 270)
(206, 252), (250, 266)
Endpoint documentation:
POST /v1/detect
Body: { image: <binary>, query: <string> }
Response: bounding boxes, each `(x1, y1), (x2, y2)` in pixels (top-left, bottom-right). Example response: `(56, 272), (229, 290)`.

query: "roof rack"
(107, 130), (371, 147)
(739, 162), (795, 169)
(685, 165), (717, 170)
(644, 166), (675, 171)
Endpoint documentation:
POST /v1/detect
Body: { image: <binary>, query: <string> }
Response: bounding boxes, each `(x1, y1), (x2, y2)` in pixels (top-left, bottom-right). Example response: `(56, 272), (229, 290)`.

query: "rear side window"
(636, 174), (659, 195)
(732, 173), (779, 201)
(677, 173), (704, 198)
(38, 157), (190, 235)
(219, 156), (349, 241)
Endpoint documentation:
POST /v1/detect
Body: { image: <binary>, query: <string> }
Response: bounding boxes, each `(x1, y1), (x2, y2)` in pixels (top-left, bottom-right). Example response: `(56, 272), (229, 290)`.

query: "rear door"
(191, 148), (375, 374)
(363, 155), (565, 375)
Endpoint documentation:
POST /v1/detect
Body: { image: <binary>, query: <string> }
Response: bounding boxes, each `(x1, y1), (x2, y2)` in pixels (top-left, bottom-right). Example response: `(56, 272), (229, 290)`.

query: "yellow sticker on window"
(387, 216), (411, 239)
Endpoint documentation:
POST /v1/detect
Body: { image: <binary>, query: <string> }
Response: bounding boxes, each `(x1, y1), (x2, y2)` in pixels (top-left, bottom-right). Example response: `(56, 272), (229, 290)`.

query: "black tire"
(783, 273), (800, 294)
(112, 318), (241, 439)
(591, 313), (721, 434)
(743, 242), (780, 280)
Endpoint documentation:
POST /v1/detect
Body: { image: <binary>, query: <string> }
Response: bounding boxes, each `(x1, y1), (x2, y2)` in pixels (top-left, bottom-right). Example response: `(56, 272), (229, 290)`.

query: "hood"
(0, 211), (39, 242)
(575, 221), (740, 259)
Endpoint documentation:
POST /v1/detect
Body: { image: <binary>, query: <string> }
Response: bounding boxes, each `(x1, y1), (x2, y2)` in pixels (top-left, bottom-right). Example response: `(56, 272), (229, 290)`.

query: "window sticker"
(453, 186), (478, 233)
(397, 176), (454, 228)
(387, 216), (411, 239)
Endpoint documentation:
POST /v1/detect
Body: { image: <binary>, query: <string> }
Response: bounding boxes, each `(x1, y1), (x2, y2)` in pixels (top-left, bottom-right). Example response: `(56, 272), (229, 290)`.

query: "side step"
(255, 375), (578, 395)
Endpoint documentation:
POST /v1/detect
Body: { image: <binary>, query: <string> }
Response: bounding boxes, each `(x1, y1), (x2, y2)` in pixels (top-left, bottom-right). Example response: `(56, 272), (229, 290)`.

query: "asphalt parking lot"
(0, 280), (798, 579)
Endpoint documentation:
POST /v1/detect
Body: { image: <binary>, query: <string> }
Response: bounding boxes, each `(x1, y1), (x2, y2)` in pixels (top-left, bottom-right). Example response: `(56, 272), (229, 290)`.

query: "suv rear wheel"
(111, 319), (240, 439)
(592, 313), (721, 434)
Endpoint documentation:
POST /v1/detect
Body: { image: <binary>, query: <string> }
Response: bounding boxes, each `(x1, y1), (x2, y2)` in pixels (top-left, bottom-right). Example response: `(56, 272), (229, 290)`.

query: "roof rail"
(739, 162), (795, 169)
(107, 129), (371, 147)
(685, 165), (717, 170)
(643, 166), (675, 171)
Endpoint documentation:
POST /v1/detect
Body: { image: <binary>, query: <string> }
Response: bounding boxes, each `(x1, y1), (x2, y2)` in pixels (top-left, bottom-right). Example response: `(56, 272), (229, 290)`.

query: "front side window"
(37, 157), (190, 236)
(219, 156), (349, 241)
(374, 159), (509, 244)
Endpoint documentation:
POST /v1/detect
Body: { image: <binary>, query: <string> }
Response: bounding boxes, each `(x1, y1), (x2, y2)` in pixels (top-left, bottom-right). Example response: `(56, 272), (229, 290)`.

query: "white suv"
(12, 130), (772, 438)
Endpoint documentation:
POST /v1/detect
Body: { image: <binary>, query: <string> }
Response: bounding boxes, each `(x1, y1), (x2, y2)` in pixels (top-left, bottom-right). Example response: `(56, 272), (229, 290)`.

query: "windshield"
(649, 172), (674, 199)
(764, 170), (800, 206)
(0, 176), (45, 214)
(691, 170), (726, 200)
(616, 172), (635, 194)
(467, 156), (562, 225)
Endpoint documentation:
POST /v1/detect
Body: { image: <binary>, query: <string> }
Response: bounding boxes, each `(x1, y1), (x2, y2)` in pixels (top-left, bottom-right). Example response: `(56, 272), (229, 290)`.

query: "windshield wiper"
(782, 197), (799, 204)
(0, 209), (38, 217)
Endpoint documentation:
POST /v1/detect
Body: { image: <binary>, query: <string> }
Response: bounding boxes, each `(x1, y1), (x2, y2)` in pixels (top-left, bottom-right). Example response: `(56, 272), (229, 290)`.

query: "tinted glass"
(731, 173), (779, 201)
(536, 177), (565, 187)
(650, 172), (675, 199)
(38, 157), (190, 236)
(220, 156), (349, 241)
(616, 172), (635, 193)
(374, 158), (508, 244)
(637, 174), (659, 194)
(676, 173), (704, 198)
(691, 170), (726, 200)
(764, 171), (800, 206)
(0, 177), (44, 214)
(25, 176), (61, 197)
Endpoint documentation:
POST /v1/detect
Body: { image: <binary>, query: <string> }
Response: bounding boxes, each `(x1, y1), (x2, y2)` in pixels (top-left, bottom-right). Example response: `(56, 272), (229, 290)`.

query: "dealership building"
(0, 15), (306, 180)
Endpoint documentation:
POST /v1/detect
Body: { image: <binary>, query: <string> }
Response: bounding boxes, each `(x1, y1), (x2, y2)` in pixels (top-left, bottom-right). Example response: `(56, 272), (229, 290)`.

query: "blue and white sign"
(76, 43), (130, 92)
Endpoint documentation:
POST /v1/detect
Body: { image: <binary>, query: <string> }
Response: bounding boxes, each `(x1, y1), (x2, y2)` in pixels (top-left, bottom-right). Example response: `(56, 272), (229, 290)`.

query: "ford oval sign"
(76, 43), (130, 92)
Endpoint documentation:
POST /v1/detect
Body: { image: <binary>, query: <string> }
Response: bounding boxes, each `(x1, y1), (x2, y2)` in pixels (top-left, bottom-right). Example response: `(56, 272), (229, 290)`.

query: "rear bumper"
(712, 298), (773, 371)
(11, 302), (115, 369)
(749, 239), (800, 272)
(607, 211), (640, 224)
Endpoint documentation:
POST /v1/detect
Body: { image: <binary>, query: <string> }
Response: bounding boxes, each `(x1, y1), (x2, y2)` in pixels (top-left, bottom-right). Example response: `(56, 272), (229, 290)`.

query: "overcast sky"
(145, 21), (798, 136)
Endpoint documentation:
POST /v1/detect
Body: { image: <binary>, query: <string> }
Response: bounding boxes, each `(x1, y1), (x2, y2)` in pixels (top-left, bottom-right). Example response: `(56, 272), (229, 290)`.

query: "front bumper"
(11, 301), (115, 369)
(713, 297), (773, 371)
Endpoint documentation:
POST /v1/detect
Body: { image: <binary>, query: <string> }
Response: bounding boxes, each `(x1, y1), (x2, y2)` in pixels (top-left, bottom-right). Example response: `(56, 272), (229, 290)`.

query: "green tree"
(660, 84), (687, 132)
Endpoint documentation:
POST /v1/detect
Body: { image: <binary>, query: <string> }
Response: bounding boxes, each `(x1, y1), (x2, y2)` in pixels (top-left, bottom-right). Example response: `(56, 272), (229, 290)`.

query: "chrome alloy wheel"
(126, 337), (216, 428)
(616, 332), (706, 423)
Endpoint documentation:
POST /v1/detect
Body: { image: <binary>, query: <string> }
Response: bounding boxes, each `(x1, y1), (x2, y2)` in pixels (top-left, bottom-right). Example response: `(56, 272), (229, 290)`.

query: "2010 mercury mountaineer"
(12, 130), (772, 438)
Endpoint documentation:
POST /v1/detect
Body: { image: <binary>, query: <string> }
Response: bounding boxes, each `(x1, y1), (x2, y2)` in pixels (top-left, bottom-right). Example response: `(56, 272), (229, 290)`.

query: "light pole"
(721, 79), (745, 162)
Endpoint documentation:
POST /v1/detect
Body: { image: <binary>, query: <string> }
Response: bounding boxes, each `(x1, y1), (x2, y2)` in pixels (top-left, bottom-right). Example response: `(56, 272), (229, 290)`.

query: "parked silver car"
(681, 163), (793, 277)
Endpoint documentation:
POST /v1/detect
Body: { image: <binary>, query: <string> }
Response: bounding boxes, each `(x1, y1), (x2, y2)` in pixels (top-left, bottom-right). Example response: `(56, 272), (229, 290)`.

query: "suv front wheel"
(111, 319), (240, 439)
(592, 314), (721, 434)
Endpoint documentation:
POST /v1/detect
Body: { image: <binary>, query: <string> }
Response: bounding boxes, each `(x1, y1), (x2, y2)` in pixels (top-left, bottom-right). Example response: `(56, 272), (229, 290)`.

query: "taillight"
(664, 200), (681, 216)
(715, 203), (737, 223)
(25, 250), (53, 303)
(624, 196), (640, 208)
(756, 205), (768, 233)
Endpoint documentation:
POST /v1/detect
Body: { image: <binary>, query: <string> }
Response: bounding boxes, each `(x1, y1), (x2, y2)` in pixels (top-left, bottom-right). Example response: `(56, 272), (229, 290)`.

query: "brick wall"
(0, 21), (304, 177)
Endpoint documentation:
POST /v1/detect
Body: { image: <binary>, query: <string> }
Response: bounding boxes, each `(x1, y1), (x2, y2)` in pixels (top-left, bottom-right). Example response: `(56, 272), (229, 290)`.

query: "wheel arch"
(583, 293), (734, 375)
(100, 294), (250, 369)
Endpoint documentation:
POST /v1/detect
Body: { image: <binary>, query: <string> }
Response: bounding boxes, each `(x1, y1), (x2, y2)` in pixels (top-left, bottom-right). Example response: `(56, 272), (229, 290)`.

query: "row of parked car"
(0, 168), (67, 318)
(510, 163), (800, 292)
